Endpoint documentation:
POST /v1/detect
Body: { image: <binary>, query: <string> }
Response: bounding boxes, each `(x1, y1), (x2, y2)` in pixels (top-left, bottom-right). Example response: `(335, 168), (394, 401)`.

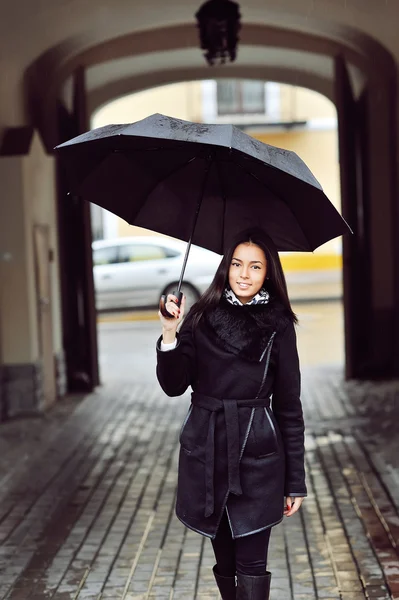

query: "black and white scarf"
(223, 285), (270, 306)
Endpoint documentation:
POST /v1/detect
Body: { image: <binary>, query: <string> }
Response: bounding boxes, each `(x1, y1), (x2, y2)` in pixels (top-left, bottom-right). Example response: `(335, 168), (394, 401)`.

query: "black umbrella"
(55, 113), (351, 316)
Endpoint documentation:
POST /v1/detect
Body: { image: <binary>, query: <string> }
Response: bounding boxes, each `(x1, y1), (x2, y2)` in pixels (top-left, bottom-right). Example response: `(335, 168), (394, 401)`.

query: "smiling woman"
(228, 242), (268, 304)
(155, 228), (305, 599)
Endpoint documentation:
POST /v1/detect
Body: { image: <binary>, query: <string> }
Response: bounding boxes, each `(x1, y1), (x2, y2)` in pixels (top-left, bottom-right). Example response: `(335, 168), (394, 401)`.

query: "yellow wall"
(118, 223), (164, 237)
(279, 84), (336, 121)
(93, 81), (203, 125)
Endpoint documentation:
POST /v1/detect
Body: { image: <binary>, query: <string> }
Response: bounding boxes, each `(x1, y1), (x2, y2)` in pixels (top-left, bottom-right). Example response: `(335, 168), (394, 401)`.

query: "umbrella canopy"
(56, 113), (351, 255)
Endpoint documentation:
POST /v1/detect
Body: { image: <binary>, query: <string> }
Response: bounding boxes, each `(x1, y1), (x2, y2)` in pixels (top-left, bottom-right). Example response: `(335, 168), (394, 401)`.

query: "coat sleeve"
(272, 322), (307, 497)
(156, 322), (196, 397)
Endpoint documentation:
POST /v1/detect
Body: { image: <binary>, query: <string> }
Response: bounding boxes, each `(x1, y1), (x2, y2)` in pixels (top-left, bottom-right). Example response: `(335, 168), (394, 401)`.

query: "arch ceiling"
(85, 46), (336, 114)
(2, 0), (399, 68)
(1, 1), (395, 146)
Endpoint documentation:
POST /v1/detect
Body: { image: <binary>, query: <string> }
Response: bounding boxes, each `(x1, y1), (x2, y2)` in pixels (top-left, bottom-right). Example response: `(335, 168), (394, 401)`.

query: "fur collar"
(204, 296), (292, 362)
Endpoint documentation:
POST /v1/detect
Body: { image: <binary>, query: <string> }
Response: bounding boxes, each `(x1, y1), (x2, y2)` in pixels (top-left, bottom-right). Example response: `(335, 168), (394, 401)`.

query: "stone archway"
(25, 21), (386, 152)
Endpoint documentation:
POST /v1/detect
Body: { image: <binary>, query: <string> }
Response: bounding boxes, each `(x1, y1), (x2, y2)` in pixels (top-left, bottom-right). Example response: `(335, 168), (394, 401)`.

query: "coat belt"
(191, 392), (271, 518)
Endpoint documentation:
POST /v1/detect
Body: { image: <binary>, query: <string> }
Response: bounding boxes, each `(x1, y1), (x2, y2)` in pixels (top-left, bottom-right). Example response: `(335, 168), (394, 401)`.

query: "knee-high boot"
(213, 565), (236, 599)
(236, 572), (271, 599)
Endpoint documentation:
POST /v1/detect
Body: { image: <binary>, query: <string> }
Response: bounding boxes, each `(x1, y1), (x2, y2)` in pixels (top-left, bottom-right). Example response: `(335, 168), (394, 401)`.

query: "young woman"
(156, 228), (307, 600)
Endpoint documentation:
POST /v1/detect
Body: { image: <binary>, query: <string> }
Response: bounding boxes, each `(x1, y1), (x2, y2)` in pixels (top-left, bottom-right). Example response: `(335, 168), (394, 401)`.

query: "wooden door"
(34, 224), (56, 408)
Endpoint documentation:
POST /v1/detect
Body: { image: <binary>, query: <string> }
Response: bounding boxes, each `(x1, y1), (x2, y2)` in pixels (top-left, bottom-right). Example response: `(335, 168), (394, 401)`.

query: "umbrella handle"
(159, 290), (183, 319)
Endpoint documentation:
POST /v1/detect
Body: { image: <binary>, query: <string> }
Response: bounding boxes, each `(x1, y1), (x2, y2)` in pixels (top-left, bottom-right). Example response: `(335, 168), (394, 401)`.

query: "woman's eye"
(232, 262), (240, 267)
(252, 265), (260, 270)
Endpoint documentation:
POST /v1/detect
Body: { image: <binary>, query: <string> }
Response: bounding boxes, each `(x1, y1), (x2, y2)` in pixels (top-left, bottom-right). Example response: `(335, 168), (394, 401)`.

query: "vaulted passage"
(0, 2), (398, 407)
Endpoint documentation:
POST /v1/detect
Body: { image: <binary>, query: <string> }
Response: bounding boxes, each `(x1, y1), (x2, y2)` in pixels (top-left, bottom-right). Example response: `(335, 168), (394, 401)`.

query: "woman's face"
(228, 242), (267, 304)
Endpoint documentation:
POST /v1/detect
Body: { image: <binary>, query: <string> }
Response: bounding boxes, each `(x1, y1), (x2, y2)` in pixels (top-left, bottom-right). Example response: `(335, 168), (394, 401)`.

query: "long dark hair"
(185, 228), (297, 330)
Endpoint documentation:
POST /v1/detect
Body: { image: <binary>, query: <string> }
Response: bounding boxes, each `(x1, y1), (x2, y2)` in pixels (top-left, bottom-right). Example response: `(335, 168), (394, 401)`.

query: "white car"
(92, 236), (222, 311)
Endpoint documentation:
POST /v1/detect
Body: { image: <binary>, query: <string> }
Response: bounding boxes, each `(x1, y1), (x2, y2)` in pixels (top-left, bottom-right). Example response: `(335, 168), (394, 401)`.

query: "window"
(217, 80), (265, 115)
(93, 246), (119, 266)
(118, 244), (167, 263)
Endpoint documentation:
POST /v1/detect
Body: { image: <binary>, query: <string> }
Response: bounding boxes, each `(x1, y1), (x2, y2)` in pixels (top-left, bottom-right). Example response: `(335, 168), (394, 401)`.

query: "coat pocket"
(179, 405), (208, 463)
(245, 406), (279, 459)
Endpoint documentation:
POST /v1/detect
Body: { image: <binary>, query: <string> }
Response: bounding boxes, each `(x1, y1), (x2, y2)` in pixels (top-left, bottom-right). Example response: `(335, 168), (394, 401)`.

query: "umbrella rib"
(231, 157), (313, 251)
(129, 155), (197, 223)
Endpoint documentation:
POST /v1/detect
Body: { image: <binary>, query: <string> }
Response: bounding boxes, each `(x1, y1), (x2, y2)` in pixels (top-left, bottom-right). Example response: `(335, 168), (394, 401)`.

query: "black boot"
(213, 565), (236, 599)
(236, 572), (271, 599)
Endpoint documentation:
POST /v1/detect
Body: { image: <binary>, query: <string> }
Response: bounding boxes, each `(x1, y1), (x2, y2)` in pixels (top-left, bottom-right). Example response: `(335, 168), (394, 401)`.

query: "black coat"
(156, 296), (307, 539)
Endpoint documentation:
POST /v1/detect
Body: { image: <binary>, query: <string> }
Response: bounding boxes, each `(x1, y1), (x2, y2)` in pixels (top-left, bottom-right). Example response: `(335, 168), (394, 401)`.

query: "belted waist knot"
(191, 392), (271, 518)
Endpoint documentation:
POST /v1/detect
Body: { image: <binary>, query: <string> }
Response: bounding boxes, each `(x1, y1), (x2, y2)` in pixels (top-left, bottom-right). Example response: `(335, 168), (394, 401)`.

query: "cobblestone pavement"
(1, 367), (399, 599)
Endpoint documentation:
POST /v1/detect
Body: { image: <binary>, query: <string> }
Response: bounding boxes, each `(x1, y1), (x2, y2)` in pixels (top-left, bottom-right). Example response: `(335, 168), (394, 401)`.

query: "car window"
(93, 246), (119, 266)
(118, 244), (167, 263)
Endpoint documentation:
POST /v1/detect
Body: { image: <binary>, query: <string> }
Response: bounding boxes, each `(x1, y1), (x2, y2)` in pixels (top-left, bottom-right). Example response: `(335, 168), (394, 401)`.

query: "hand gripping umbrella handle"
(159, 290), (183, 319)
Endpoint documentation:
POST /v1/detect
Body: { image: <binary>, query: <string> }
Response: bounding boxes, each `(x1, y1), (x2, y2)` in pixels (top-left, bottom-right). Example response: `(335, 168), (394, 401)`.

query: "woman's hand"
(284, 496), (305, 517)
(158, 294), (186, 334)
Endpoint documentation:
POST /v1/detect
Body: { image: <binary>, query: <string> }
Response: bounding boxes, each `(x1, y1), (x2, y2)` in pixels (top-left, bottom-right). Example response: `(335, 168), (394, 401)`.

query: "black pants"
(211, 510), (271, 576)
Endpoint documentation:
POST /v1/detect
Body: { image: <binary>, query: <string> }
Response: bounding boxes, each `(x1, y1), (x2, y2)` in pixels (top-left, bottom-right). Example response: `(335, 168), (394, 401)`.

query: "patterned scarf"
(223, 285), (270, 306)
